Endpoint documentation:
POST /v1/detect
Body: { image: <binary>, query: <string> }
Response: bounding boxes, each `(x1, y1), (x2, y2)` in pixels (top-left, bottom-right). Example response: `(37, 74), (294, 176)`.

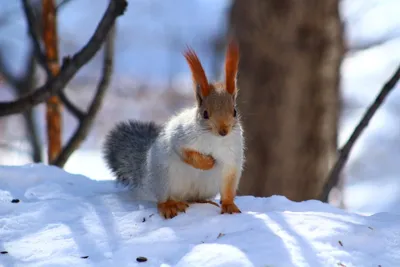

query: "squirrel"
(102, 39), (244, 219)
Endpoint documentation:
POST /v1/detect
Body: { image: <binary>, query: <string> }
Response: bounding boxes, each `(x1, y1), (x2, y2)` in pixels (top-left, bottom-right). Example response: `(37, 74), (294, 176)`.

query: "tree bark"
(229, 0), (344, 201)
(42, 0), (62, 163)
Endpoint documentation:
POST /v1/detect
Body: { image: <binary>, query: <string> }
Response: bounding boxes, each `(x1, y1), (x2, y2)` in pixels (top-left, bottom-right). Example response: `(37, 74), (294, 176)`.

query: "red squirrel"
(103, 39), (244, 219)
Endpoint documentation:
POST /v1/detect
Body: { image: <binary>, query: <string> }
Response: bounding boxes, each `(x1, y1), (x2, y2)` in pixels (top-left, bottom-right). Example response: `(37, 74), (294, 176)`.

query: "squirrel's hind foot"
(157, 200), (189, 219)
(220, 202), (241, 214)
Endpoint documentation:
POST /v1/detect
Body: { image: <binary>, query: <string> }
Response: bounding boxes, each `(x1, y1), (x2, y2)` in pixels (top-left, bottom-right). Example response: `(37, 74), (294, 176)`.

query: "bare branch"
(21, 0), (51, 76)
(0, 0), (127, 117)
(58, 90), (85, 119)
(320, 64), (400, 202)
(18, 49), (43, 162)
(56, 0), (74, 10)
(53, 24), (116, 167)
(23, 110), (42, 162)
(22, 50), (37, 91)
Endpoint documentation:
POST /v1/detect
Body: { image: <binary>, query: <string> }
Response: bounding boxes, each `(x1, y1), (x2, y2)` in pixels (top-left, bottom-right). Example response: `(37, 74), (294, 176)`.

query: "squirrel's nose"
(219, 129), (228, 136)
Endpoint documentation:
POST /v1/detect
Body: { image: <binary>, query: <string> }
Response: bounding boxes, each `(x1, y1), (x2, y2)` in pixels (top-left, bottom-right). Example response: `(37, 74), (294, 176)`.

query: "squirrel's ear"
(195, 84), (203, 106)
(224, 38), (239, 95)
(183, 46), (210, 97)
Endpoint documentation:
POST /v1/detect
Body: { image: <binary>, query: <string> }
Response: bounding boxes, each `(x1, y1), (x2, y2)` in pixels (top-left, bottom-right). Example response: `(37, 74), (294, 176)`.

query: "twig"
(21, 0), (52, 76)
(0, 0), (127, 117)
(23, 108), (42, 162)
(19, 50), (43, 162)
(58, 90), (85, 120)
(53, 24), (116, 167)
(56, 0), (74, 11)
(320, 64), (400, 202)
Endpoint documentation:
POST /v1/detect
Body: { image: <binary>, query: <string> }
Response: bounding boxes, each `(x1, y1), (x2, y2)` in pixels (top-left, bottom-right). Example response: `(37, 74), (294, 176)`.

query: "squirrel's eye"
(233, 108), (237, 117)
(203, 110), (209, 119)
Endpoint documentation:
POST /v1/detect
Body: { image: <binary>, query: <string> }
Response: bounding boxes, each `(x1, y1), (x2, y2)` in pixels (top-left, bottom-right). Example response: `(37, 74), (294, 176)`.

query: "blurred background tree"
(229, 0), (344, 201)
(42, 0), (63, 163)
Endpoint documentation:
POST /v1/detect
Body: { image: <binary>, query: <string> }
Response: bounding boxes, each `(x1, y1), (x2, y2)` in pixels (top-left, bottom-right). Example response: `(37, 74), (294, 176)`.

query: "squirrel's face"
(196, 83), (239, 137)
(183, 38), (240, 137)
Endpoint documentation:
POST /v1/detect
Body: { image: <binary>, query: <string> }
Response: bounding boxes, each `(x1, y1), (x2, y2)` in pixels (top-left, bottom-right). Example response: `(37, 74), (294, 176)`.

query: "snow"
(1, 164), (400, 267)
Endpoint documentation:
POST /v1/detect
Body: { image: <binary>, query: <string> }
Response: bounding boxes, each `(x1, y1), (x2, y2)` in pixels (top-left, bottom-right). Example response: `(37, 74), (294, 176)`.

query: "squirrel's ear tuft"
(224, 38), (239, 95)
(183, 46), (210, 97)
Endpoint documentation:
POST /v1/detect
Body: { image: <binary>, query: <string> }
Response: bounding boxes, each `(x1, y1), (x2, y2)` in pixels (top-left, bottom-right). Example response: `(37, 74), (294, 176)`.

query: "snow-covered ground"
(0, 0), (400, 227)
(1, 164), (399, 267)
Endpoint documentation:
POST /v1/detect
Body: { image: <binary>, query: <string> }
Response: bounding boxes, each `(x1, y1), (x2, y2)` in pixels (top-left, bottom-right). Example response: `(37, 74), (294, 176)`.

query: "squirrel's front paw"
(157, 200), (189, 219)
(220, 202), (241, 214)
(182, 149), (215, 170)
(200, 155), (215, 170)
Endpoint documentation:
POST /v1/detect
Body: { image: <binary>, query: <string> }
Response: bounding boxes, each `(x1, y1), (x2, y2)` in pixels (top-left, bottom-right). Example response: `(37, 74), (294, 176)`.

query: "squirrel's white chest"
(166, 131), (241, 201)
(191, 131), (240, 163)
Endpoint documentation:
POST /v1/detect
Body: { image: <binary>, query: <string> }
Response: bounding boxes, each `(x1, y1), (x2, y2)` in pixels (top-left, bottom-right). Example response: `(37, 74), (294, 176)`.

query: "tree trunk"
(42, 0), (62, 163)
(229, 0), (344, 201)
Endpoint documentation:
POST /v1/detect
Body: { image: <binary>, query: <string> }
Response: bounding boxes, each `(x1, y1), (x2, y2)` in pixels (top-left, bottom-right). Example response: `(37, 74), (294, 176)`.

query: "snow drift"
(0, 164), (399, 267)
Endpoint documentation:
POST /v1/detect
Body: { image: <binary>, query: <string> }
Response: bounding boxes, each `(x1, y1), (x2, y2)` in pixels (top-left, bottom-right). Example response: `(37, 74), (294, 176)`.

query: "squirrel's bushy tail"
(102, 120), (161, 188)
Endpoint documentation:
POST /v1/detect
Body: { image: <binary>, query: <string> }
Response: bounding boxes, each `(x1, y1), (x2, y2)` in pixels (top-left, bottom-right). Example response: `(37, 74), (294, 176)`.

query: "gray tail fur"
(102, 120), (161, 188)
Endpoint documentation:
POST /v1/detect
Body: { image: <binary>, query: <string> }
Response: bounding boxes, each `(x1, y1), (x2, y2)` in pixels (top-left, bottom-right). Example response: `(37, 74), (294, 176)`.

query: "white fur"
(146, 107), (244, 203)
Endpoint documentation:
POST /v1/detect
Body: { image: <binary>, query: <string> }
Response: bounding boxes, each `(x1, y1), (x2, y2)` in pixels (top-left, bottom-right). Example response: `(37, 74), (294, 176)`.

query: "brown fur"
(182, 148), (215, 170)
(157, 199), (189, 219)
(225, 39), (240, 95)
(201, 85), (237, 137)
(183, 47), (210, 97)
(220, 168), (241, 214)
(183, 42), (240, 138)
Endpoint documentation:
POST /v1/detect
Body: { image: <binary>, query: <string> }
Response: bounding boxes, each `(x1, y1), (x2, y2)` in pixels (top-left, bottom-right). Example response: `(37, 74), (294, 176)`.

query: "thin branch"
(21, 49), (38, 94)
(0, 0), (127, 117)
(24, 110), (42, 162)
(18, 49), (43, 162)
(53, 24), (116, 167)
(21, 0), (52, 76)
(56, 0), (74, 10)
(320, 64), (400, 202)
(58, 90), (85, 119)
